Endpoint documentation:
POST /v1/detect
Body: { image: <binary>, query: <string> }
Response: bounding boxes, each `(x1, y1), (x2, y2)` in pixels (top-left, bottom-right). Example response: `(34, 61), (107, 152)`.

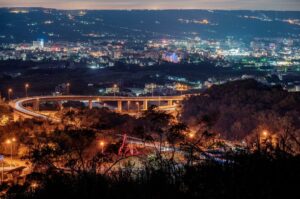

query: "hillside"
(182, 79), (300, 140)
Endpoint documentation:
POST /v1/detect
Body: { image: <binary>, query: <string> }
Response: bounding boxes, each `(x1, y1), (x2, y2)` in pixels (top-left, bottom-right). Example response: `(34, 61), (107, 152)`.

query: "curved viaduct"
(10, 95), (186, 121)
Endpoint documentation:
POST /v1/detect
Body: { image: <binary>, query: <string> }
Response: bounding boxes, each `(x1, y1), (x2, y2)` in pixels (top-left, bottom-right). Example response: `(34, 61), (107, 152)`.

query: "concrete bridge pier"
(33, 99), (39, 111)
(143, 100), (148, 110)
(57, 101), (63, 111)
(97, 98), (101, 107)
(88, 100), (93, 110)
(127, 101), (131, 111)
(117, 100), (122, 112)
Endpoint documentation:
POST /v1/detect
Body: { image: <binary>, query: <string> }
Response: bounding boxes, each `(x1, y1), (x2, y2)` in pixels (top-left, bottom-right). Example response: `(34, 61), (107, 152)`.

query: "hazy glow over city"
(1, 0), (300, 10)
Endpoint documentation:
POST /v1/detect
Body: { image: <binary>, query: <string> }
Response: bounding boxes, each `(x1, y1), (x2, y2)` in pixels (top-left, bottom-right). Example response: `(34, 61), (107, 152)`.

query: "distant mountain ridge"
(0, 8), (299, 43)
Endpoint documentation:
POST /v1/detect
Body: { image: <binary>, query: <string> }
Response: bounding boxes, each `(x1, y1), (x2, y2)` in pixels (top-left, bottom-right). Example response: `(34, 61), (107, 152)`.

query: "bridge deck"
(10, 95), (186, 121)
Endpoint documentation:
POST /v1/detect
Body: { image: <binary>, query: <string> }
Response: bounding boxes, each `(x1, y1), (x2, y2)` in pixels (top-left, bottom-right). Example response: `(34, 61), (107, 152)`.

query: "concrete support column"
(97, 98), (101, 107)
(143, 100), (148, 110)
(57, 101), (63, 111)
(33, 99), (39, 111)
(117, 100), (122, 112)
(168, 100), (173, 106)
(127, 101), (131, 111)
(88, 100), (93, 110)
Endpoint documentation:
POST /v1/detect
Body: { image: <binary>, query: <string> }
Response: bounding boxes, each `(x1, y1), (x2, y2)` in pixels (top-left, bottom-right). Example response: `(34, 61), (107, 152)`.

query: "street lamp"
(6, 138), (16, 168)
(188, 133), (195, 139)
(25, 83), (29, 97)
(31, 182), (39, 190)
(113, 84), (118, 97)
(259, 130), (269, 147)
(100, 141), (105, 153)
(7, 88), (13, 101)
(66, 83), (71, 95)
(262, 130), (268, 137)
(150, 83), (156, 97)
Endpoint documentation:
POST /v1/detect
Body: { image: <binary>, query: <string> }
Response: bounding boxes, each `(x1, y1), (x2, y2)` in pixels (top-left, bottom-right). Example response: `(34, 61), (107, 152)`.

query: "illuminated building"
(144, 83), (157, 94)
(106, 86), (120, 94)
(162, 52), (180, 63)
(32, 39), (44, 49)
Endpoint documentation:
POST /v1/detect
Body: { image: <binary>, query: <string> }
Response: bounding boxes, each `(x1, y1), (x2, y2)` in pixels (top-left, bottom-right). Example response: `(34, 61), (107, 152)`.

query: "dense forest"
(182, 79), (300, 142)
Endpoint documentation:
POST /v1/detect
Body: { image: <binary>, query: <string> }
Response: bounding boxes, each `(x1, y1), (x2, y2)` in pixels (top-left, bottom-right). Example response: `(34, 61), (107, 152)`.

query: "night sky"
(1, 0), (300, 11)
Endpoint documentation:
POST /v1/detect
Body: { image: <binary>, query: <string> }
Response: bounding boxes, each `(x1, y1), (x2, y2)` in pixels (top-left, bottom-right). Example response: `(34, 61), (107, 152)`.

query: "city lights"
(262, 130), (268, 137)
(0, 5), (299, 198)
(100, 140), (105, 153)
(5, 138), (16, 168)
(7, 88), (13, 101)
(25, 83), (29, 97)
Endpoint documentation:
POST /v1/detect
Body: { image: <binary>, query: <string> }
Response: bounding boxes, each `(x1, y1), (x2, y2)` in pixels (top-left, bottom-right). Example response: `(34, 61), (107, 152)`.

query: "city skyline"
(1, 0), (300, 11)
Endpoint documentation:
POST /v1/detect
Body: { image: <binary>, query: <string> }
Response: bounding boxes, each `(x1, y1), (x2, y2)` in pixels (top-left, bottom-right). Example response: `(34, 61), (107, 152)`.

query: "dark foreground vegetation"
(1, 79), (300, 199)
(4, 152), (300, 199)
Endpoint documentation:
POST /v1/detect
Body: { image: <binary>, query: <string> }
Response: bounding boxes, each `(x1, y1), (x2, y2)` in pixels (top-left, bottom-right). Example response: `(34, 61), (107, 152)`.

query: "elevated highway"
(9, 95), (186, 121)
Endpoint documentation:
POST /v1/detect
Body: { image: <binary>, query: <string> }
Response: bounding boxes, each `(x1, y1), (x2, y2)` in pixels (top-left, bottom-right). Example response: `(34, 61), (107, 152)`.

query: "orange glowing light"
(100, 141), (105, 147)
